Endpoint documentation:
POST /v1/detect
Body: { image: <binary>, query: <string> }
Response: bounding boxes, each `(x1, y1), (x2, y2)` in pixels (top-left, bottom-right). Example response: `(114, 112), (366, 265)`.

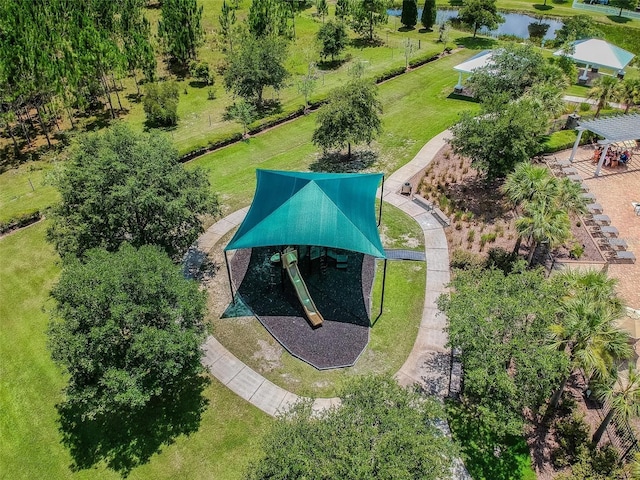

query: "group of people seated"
(592, 146), (633, 167)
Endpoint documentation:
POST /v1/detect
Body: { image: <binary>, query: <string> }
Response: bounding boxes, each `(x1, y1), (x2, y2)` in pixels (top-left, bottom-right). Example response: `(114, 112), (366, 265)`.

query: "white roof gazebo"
(452, 50), (495, 91)
(553, 38), (635, 81)
(568, 114), (640, 176)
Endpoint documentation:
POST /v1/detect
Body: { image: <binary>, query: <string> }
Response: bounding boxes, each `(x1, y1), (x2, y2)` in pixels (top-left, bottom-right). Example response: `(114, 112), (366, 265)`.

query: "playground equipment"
(281, 248), (324, 327)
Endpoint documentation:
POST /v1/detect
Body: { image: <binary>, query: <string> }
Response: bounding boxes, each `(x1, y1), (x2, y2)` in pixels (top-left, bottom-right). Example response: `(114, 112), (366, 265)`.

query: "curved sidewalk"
(184, 130), (452, 416)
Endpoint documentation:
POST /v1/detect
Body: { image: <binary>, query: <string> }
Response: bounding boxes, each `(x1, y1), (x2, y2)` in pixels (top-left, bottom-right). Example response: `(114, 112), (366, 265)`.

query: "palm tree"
(548, 277), (630, 408)
(502, 163), (556, 255)
(556, 177), (588, 216)
(617, 78), (640, 114)
(588, 75), (619, 118)
(515, 201), (571, 265)
(592, 365), (640, 445)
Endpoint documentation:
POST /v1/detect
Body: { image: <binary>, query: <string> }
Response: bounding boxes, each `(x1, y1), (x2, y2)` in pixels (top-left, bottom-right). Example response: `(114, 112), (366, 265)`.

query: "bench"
(581, 192), (596, 201)
(614, 251), (636, 264)
(593, 214), (611, 226)
(563, 167), (579, 175)
(600, 226), (619, 237)
(587, 203), (603, 214)
(567, 174), (583, 182)
(555, 159), (571, 167)
(608, 238), (628, 250)
(413, 195), (433, 211)
(432, 207), (451, 227)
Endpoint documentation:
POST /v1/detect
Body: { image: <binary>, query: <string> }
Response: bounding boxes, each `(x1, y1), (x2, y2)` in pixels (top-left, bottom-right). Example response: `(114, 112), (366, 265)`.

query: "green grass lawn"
(188, 50), (480, 214)
(0, 160), (59, 224)
(446, 400), (537, 480)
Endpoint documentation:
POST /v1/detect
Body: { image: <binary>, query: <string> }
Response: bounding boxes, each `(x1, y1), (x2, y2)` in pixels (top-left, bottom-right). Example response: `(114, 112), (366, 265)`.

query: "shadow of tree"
(445, 174), (511, 223)
(57, 375), (209, 476)
(455, 36), (498, 50)
(317, 58), (349, 70)
(350, 37), (385, 48)
(607, 14), (633, 23)
(446, 400), (534, 480)
(309, 149), (377, 173)
(533, 3), (554, 10)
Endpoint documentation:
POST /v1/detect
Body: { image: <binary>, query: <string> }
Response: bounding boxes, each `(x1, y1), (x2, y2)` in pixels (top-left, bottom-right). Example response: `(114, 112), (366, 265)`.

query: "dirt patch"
(415, 146), (604, 264)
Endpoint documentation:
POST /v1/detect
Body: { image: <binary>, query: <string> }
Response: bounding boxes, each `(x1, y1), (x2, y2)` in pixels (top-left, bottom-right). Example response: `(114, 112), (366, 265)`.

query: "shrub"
(481, 232), (497, 244)
(485, 247), (515, 273)
(189, 61), (212, 85)
(143, 81), (180, 127)
(466, 229), (475, 243)
(569, 243), (584, 259)
(450, 249), (483, 269)
(552, 413), (590, 468)
(463, 211), (474, 222)
(579, 102), (592, 112)
(454, 211), (463, 222)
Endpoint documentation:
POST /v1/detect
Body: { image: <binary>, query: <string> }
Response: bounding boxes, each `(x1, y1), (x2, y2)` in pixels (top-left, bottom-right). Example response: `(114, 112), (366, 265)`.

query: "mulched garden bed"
(226, 246), (376, 370)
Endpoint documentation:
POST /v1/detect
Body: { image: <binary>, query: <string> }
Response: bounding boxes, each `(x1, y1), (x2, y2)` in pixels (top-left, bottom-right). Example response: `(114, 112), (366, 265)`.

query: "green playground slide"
(281, 249), (324, 327)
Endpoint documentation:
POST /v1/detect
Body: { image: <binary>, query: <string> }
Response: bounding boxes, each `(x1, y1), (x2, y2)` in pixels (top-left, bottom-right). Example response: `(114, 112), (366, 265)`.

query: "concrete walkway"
(184, 129), (453, 413)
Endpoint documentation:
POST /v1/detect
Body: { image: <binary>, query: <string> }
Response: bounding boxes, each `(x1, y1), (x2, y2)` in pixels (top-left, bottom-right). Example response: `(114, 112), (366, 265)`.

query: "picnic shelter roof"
(553, 38), (635, 71)
(225, 169), (386, 258)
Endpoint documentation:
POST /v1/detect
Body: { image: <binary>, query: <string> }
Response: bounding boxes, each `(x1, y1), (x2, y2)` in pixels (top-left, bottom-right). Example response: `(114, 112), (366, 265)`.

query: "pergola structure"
(553, 39), (635, 81)
(568, 114), (640, 176)
(224, 169), (388, 316)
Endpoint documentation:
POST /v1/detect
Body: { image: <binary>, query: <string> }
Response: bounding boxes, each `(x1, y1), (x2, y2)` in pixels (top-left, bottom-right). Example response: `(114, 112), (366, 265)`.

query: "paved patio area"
(555, 145), (640, 309)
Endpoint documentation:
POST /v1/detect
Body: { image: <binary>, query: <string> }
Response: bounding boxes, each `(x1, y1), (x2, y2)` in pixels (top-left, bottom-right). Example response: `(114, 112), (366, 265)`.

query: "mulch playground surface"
(227, 247), (376, 370)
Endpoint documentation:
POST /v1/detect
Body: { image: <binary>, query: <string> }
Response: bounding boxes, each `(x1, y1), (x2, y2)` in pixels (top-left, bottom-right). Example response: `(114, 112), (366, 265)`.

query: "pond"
(386, 9), (564, 41)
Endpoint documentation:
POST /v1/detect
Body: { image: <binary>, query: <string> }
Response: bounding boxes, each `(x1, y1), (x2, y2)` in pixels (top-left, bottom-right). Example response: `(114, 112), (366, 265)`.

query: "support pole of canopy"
(454, 72), (463, 91)
(378, 175), (384, 227)
(379, 259), (387, 319)
(569, 127), (585, 163)
(580, 64), (590, 81)
(594, 140), (611, 177)
(224, 250), (235, 305)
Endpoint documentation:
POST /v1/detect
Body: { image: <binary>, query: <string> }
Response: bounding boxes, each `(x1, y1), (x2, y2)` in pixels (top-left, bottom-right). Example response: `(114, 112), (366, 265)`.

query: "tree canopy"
(224, 34), (289, 106)
(458, 0), (503, 37)
(401, 0), (418, 29)
(350, 0), (388, 40)
(467, 44), (568, 104)
(439, 264), (568, 438)
(312, 80), (382, 158)
(421, 0), (437, 31)
(48, 243), (207, 419)
(158, 0), (204, 66)
(317, 20), (349, 61)
(245, 375), (456, 479)
(47, 124), (218, 260)
(448, 98), (548, 180)
(554, 15), (602, 45)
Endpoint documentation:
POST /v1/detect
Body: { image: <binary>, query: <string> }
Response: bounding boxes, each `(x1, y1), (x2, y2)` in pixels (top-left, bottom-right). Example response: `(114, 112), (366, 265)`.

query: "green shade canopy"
(225, 169), (386, 258)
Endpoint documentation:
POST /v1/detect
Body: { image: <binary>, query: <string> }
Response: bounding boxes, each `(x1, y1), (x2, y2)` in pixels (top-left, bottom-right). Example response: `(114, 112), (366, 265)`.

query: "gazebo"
(568, 114), (640, 176)
(452, 50), (495, 91)
(553, 38), (635, 81)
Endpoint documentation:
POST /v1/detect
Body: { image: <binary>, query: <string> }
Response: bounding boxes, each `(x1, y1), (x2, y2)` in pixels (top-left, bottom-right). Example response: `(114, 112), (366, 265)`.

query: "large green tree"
(617, 78), (640, 114)
(439, 264), (567, 439)
(47, 124), (218, 260)
(158, 0), (204, 66)
(448, 98), (548, 180)
(421, 0), (437, 31)
(312, 79), (382, 158)
(549, 270), (630, 409)
(350, 0), (388, 40)
(610, 0), (636, 17)
(245, 375), (456, 479)
(554, 15), (602, 45)
(593, 366), (640, 445)
(224, 34), (289, 106)
(401, 0), (418, 29)
(457, 0), (503, 38)
(48, 243), (207, 419)
(467, 44), (568, 104)
(248, 0), (292, 37)
(317, 21), (349, 61)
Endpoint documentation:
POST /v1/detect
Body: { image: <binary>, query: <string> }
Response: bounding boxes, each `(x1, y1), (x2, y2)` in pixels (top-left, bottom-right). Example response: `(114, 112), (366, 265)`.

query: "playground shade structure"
(281, 249), (324, 327)
(225, 169), (386, 259)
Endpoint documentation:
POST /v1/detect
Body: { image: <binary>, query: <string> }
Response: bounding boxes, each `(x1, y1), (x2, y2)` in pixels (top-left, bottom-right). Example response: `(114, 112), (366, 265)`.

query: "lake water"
(386, 9), (564, 40)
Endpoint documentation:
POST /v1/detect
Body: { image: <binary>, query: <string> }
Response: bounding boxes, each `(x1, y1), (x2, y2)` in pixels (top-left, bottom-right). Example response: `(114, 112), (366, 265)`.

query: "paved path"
(184, 129), (453, 414)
